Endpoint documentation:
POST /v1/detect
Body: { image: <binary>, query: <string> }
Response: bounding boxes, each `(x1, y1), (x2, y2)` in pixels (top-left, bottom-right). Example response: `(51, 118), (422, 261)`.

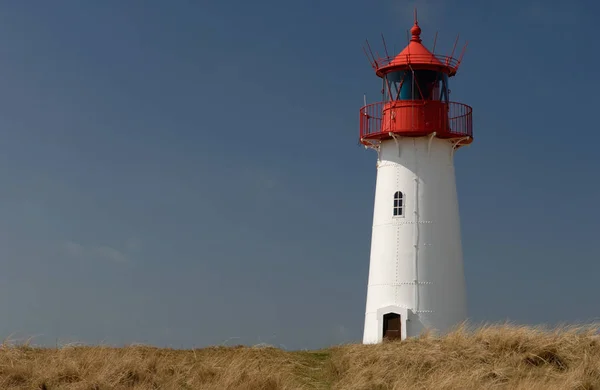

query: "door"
(383, 313), (401, 340)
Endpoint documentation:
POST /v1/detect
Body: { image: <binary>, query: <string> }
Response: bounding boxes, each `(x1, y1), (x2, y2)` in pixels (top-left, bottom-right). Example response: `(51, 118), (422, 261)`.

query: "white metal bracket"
(361, 138), (381, 162)
(450, 136), (471, 161)
(389, 132), (401, 157)
(427, 132), (437, 156)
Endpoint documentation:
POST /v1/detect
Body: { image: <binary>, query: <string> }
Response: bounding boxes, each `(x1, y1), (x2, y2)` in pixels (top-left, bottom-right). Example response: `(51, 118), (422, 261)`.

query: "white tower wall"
(363, 135), (467, 343)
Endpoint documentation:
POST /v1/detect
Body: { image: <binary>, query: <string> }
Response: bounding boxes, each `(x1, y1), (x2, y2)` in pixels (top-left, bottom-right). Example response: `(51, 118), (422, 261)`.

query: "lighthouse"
(360, 14), (472, 343)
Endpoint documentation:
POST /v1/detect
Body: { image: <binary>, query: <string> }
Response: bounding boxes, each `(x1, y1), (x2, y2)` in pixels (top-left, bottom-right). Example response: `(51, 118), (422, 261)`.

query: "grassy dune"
(1, 324), (599, 389)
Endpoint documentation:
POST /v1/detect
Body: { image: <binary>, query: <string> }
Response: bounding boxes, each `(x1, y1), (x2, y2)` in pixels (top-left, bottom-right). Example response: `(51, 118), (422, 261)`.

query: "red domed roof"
(373, 20), (461, 77)
(389, 22), (445, 67)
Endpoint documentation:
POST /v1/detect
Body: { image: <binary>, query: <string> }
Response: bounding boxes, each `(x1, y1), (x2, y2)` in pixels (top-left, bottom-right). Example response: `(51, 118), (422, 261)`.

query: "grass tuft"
(0, 324), (598, 389)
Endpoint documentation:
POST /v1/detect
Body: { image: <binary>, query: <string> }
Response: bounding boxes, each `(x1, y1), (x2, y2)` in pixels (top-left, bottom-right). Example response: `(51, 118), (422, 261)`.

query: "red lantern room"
(360, 13), (473, 147)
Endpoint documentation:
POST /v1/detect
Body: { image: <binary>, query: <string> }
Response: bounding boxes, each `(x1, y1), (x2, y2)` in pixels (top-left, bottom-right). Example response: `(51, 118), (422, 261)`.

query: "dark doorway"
(383, 313), (402, 340)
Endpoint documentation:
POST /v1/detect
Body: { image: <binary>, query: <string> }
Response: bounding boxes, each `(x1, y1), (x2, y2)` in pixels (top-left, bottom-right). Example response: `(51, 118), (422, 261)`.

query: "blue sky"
(0, 0), (598, 350)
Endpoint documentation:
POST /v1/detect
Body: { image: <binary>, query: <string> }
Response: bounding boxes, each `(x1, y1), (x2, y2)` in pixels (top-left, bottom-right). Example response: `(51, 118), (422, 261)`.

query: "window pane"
(414, 70), (439, 100)
(398, 72), (413, 100)
(441, 74), (449, 102)
(393, 191), (405, 216)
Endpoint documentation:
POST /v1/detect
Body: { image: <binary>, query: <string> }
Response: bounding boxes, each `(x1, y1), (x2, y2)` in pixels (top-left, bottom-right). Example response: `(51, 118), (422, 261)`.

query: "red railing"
(372, 54), (460, 72)
(359, 100), (472, 143)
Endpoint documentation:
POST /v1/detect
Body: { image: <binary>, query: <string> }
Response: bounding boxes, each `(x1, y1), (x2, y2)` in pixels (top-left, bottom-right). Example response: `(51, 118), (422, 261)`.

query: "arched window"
(393, 191), (404, 217)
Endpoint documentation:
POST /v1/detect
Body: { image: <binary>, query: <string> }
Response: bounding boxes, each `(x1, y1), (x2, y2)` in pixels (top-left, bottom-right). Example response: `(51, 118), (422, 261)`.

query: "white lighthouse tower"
(360, 14), (472, 343)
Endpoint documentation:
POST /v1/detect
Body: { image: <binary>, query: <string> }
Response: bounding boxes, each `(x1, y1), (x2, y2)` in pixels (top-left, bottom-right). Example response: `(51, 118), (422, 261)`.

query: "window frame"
(382, 70), (448, 102)
(393, 191), (404, 218)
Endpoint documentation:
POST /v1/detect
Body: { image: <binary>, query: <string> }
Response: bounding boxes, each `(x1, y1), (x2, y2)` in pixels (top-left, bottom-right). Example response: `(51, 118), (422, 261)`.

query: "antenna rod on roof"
(414, 7), (418, 23)
(432, 31), (438, 54)
(455, 41), (469, 70)
(365, 39), (378, 67)
(362, 45), (375, 69)
(449, 34), (460, 60)
(381, 33), (390, 59)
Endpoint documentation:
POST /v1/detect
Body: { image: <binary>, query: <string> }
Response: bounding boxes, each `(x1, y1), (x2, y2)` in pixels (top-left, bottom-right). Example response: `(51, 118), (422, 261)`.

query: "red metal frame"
(360, 12), (472, 147)
(373, 54), (460, 72)
(359, 100), (472, 145)
(363, 12), (468, 78)
(369, 44), (466, 77)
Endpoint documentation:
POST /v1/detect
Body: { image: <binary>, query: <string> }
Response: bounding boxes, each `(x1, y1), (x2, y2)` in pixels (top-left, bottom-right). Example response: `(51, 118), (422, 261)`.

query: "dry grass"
(1, 323), (600, 389)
